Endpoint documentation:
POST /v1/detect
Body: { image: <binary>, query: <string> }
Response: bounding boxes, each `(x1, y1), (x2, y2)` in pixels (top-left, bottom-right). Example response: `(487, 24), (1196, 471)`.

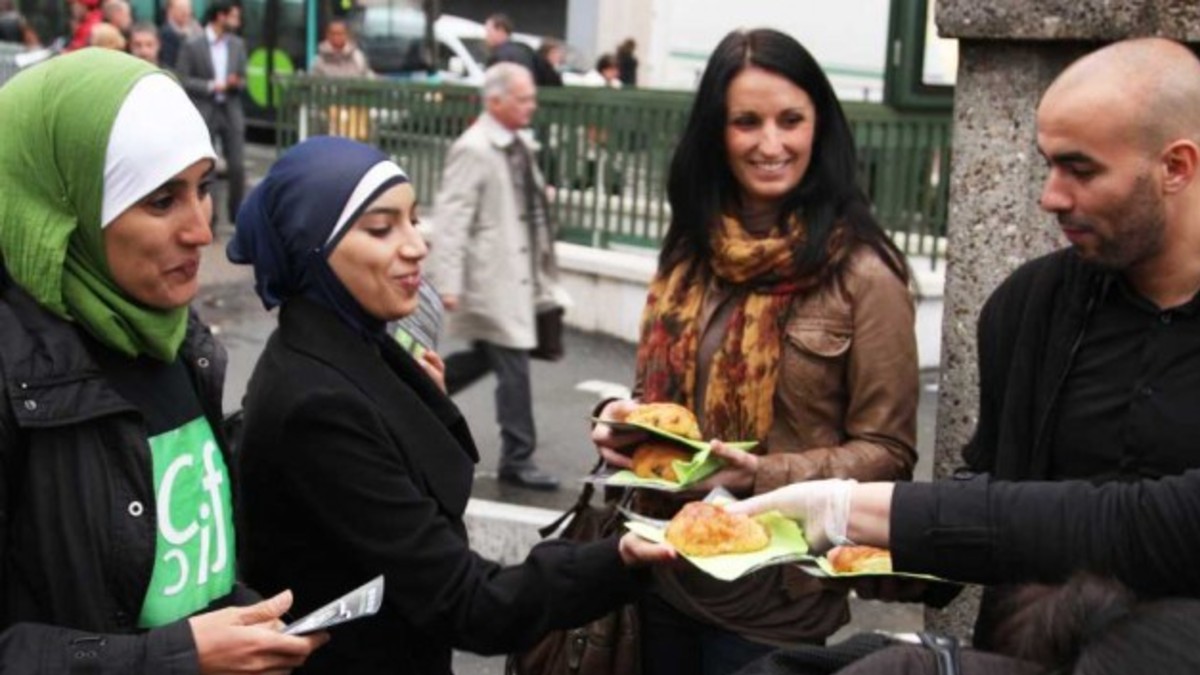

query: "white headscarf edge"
(102, 73), (217, 229)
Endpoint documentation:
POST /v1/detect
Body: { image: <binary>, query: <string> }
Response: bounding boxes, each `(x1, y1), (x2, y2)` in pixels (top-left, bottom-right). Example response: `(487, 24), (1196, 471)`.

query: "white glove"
(724, 479), (856, 553)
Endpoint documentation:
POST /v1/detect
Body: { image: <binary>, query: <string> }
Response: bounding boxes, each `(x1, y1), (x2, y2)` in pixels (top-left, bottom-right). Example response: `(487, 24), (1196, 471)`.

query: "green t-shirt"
(91, 348), (236, 628)
(138, 414), (236, 627)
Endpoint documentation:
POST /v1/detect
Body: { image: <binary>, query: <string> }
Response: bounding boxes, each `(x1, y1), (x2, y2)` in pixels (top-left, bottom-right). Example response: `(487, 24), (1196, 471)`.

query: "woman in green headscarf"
(0, 49), (325, 673)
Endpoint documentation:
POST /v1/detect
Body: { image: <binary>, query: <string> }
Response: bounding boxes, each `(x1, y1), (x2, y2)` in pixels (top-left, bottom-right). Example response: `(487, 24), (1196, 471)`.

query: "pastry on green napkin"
(591, 417), (758, 491)
(626, 510), (811, 582)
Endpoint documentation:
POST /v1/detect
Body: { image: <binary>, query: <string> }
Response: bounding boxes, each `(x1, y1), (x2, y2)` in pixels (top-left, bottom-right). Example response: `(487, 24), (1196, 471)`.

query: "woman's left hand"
(420, 349), (447, 392)
(686, 440), (760, 498)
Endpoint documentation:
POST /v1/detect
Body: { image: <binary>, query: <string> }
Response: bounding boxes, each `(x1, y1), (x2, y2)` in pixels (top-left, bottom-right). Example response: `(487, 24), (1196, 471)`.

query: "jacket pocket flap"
(786, 323), (852, 358)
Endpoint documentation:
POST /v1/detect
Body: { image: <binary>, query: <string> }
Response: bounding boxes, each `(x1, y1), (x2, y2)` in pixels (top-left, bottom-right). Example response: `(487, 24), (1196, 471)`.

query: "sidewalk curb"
(463, 498), (561, 565)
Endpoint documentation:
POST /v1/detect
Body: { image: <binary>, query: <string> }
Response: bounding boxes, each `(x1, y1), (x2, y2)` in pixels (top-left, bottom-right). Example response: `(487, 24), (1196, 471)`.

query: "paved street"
(198, 144), (937, 672)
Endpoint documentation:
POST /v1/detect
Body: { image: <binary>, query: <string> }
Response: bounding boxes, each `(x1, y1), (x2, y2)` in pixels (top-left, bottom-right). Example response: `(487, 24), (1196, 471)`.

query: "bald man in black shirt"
(942, 36), (1200, 647)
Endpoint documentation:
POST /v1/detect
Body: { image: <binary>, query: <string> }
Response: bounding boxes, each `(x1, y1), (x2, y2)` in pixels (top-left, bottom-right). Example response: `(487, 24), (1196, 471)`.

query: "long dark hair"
(661, 28), (907, 284)
(993, 573), (1200, 674)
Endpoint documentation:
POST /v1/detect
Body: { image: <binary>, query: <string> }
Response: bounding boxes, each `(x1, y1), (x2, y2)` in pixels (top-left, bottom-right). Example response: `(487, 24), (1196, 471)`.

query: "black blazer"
(238, 298), (639, 675)
(962, 248), (1106, 480)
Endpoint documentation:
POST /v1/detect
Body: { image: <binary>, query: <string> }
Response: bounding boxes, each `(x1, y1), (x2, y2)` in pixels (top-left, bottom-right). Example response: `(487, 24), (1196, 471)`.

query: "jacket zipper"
(1028, 275), (1108, 475)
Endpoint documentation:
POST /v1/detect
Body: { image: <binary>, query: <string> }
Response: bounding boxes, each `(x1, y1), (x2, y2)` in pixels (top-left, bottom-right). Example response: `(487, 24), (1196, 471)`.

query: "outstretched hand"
(723, 479), (856, 553)
(617, 532), (677, 566)
(189, 590), (329, 674)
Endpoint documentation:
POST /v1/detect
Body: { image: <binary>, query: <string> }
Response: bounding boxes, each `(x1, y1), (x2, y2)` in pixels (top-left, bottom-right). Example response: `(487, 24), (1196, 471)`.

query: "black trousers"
(444, 340), (536, 473)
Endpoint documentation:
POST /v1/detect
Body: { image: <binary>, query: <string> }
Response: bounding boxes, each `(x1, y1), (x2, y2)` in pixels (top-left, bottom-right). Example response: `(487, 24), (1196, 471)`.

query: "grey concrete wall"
(939, 1), (1200, 41)
(930, 0), (1200, 638)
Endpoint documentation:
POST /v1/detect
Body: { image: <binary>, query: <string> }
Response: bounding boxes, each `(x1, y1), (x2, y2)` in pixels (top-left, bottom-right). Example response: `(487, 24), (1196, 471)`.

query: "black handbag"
(530, 305), (566, 362)
(506, 478), (639, 675)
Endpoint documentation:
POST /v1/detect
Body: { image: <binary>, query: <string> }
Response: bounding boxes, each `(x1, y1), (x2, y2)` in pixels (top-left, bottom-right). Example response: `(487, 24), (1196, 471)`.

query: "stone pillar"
(929, 0), (1200, 637)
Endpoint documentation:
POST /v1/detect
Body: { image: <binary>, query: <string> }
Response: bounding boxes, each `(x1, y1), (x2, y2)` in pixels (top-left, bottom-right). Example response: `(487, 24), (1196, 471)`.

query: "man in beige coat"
(431, 63), (562, 490)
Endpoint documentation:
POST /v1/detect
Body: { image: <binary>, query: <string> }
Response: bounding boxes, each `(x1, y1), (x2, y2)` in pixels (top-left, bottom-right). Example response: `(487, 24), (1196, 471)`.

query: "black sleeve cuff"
(143, 619), (200, 675)
(527, 533), (646, 618)
(891, 478), (994, 584)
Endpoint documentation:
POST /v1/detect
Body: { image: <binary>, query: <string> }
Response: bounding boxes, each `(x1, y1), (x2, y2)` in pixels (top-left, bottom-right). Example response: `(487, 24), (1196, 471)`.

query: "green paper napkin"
(626, 510), (811, 582)
(591, 417), (757, 491)
(603, 443), (733, 491)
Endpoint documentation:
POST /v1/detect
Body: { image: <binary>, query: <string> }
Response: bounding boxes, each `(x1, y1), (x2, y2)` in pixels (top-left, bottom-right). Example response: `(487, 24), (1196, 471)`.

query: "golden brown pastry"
(630, 442), (693, 482)
(665, 502), (770, 557)
(625, 402), (702, 440)
(828, 545), (893, 574)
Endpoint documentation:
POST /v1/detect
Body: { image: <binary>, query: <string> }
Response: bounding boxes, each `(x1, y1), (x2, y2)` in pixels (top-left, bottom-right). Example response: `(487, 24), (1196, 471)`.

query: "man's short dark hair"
(129, 21), (158, 38)
(486, 13), (512, 35)
(204, 0), (238, 25)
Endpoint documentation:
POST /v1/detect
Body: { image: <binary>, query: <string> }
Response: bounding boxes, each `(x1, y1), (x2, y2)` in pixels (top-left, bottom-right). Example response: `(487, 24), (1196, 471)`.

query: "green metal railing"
(845, 101), (952, 264)
(275, 75), (951, 262)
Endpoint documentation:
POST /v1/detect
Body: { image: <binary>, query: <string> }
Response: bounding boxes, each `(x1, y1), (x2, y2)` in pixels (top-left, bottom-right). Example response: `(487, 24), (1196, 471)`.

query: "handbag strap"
(536, 458), (603, 538)
(918, 632), (961, 675)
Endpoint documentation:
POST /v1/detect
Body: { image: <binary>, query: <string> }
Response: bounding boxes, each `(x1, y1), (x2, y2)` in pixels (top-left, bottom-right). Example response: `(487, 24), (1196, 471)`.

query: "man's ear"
(1161, 139), (1200, 194)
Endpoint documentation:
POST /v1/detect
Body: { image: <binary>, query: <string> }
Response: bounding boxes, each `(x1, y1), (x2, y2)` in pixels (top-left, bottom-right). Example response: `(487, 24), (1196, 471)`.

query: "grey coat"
(174, 28), (247, 128)
(430, 113), (560, 350)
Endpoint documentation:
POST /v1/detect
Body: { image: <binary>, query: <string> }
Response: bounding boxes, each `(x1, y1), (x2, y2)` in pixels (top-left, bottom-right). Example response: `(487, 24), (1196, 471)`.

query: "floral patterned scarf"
(636, 215), (842, 442)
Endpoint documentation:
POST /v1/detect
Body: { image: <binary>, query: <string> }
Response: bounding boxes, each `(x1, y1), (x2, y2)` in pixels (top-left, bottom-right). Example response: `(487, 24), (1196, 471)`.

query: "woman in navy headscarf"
(229, 136), (673, 675)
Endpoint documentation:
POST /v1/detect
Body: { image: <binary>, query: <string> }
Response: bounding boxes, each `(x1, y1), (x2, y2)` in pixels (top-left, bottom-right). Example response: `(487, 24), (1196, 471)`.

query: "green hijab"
(0, 49), (189, 361)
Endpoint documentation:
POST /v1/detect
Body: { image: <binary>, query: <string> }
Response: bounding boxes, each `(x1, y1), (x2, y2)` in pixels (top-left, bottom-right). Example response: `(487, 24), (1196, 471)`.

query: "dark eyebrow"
(361, 207), (402, 218)
(1044, 150), (1098, 166)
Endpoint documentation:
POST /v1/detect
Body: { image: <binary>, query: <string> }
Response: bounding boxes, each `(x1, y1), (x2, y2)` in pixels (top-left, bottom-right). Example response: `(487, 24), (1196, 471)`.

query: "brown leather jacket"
(641, 243), (919, 645)
(753, 244), (918, 491)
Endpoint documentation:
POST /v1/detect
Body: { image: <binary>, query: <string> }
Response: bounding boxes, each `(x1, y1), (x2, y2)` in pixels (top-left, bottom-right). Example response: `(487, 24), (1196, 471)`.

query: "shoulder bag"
(506, 474), (639, 675)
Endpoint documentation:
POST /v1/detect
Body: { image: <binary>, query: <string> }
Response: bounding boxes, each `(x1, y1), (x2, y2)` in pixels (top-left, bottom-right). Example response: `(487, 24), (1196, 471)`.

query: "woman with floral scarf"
(592, 29), (919, 675)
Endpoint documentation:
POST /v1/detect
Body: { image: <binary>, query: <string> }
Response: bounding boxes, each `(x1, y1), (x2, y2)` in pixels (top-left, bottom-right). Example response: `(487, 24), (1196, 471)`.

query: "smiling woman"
(590, 28), (919, 675)
(326, 181), (427, 320)
(227, 135), (676, 675)
(723, 67), (816, 213)
(0, 48), (325, 673)
(103, 159), (215, 310)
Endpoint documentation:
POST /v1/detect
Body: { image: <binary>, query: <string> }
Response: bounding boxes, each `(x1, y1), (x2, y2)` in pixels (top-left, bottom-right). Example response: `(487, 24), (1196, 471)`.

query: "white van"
(355, 8), (540, 85)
